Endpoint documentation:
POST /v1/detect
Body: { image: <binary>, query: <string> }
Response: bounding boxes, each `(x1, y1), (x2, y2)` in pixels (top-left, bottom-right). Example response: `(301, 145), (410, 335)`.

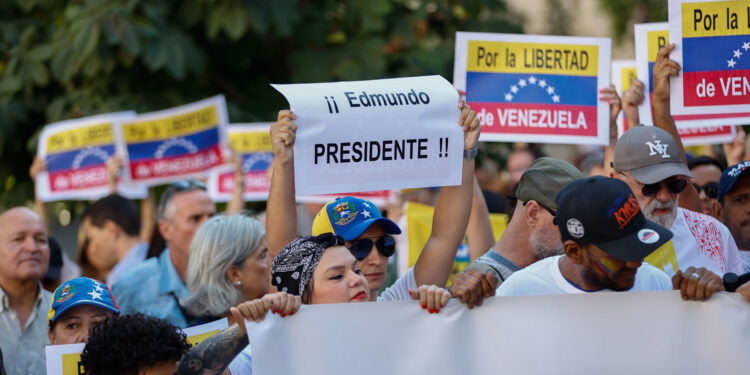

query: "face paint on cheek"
(593, 257), (619, 274)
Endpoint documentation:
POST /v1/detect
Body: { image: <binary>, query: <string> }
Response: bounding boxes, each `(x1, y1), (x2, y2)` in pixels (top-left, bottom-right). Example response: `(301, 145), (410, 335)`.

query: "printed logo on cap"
(566, 218), (584, 238)
(645, 140), (670, 158)
(728, 161), (750, 177)
(56, 284), (76, 304)
(637, 228), (659, 244)
(331, 200), (358, 226)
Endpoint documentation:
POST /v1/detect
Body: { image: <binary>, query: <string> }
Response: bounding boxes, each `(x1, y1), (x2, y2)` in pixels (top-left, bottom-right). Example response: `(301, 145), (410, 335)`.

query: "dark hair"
(77, 238), (107, 282)
(81, 194), (140, 237)
(80, 313), (191, 375)
(688, 155), (727, 172)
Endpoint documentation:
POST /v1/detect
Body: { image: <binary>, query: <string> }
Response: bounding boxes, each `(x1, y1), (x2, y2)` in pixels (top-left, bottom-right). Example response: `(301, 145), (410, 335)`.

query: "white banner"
(453, 32), (611, 145)
(247, 291), (750, 374)
(271, 76), (463, 196)
(611, 59), (637, 137)
(36, 112), (147, 201)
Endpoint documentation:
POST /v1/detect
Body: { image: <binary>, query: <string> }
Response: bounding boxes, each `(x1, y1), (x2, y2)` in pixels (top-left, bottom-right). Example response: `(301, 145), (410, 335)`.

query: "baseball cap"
(613, 125), (693, 184)
(717, 161), (750, 202)
(48, 277), (120, 324)
(515, 157), (585, 211)
(556, 176), (672, 262)
(311, 196), (401, 241)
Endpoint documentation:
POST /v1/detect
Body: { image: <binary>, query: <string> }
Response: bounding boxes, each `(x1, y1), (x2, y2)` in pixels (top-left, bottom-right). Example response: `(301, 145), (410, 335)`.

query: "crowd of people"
(1, 41), (750, 375)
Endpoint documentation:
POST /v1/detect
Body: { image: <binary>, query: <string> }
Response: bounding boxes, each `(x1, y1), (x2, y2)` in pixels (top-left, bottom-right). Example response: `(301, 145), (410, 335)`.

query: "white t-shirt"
(377, 267), (417, 302)
(645, 208), (744, 277)
(739, 250), (750, 273)
(496, 255), (672, 296)
(228, 344), (252, 374)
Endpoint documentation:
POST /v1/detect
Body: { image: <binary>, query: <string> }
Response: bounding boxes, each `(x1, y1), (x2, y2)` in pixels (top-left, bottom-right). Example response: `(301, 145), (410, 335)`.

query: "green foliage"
(0, 0), (521, 207)
(598, 0), (668, 42)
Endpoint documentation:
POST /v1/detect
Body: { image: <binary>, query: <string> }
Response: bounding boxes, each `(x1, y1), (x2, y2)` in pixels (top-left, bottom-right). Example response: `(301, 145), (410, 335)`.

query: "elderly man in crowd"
(0, 207), (51, 374)
(715, 161), (750, 272)
(112, 180), (215, 328)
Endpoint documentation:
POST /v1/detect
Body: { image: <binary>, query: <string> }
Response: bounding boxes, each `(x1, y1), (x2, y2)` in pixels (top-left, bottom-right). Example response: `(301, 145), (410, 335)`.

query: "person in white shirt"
(611, 126), (744, 277)
(498, 176), (723, 299)
(80, 194), (148, 285)
(714, 161), (750, 273)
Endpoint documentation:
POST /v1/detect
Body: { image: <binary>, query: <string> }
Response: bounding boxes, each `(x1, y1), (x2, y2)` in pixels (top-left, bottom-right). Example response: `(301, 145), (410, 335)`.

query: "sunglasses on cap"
(348, 235), (396, 260)
(620, 173), (688, 197)
(169, 179), (207, 191)
(693, 182), (718, 199)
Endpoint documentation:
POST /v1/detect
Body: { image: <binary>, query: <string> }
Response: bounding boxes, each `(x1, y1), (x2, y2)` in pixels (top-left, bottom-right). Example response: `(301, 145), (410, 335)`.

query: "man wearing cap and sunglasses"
(715, 161), (750, 273)
(267, 100), (480, 302)
(611, 126), (743, 279)
(112, 179), (215, 328)
(688, 155), (725, 219)
(498, 176), (724, 300)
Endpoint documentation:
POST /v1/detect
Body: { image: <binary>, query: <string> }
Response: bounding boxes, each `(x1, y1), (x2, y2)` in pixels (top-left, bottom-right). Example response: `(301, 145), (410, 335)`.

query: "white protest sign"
(668, 0), (750, 119)
(45, 318), (229, 375)
(680, 125), (737, 145)
(635, 21), (750, 127)
(453, 32), (611, 145)
(115, 95), (229, 186)
(611, 59), (637, 137)
(247, 291), (750, 375)
(271, 75), (462, 196)
(37, 112), (147, 201)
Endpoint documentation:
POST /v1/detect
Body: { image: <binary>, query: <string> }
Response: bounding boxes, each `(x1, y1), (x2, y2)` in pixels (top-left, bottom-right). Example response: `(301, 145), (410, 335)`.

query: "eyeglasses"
(348, 235), (396, 260)
(523, 201), (557, 224)
(693, 182), (718, 199)
(620, 173), (688, 197)
(169, 179), (207, 191)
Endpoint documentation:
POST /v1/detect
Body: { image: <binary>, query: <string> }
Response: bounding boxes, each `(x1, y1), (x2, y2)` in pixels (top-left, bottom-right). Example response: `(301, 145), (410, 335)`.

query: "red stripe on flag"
(48, 164), (109, 192)
(129, 145), (222, 181)
(467, 102), (598, 136)
(682, 70), (750, 106)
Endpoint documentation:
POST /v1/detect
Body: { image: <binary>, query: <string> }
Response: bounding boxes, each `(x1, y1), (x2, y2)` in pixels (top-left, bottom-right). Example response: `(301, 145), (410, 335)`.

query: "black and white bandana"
(271, 233), (345, 296)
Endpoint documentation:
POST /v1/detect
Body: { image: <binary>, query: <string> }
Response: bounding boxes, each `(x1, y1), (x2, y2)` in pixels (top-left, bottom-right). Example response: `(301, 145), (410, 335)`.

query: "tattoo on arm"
(178, 324), (249, 375)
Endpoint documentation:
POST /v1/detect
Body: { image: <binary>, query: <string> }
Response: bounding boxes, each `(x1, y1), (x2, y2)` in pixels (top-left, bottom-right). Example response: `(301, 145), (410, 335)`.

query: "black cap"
(717, 161), (750, 202)
(555, 176), (672, 262)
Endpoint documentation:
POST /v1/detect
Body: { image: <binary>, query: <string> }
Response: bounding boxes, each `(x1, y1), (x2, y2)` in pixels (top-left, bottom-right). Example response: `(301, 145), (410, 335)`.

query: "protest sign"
(296, 190), (392, 206)
(271, 76), (463, 196)
(247, 291), (750, 375)
(396, 201), (507, 285)
(635, 21), (750, 127)
(679, 125), (737, 145)
(45, 318), (228, 375)
(611, 59), (637, 136)
(668, 0), (750, 118)
(36, 112), (147, 201)
(115, 96), (228, 186)
(453, 32), (611, 145)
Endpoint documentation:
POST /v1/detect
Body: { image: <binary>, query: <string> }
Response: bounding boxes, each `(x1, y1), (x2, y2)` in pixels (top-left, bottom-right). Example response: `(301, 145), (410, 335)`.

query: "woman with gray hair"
(181, 214), (268, 325)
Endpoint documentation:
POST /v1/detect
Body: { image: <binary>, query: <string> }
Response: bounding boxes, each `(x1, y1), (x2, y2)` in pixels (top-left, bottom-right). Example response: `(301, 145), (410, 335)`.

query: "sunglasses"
(348, 235), (396, 260)
(170, 179), (207, 191)
(621, 174), (688, 197)
(523, 201), (557, 224)
(693, 182), (718, 199)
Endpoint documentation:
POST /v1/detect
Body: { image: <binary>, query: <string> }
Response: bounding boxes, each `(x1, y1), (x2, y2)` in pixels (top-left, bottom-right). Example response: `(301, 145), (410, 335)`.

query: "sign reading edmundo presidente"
(37, 112), (147, 201)
(669, 0), (750, 117)
(271, 75), (463, 196)
(453, 32), (611, 145)
(115, 96), (229, 186)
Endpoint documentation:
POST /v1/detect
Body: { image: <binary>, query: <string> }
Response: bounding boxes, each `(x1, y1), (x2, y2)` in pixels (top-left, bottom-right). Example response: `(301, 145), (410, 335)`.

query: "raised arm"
(177, 323), (248, 375)
(466, 176), (494, 261)
(139, 188), (156, 243)
(652, 43), (701, 213)
(599, 84), (623, 175)
(413, 101), (480, 287)
(226, 155), (246, 214)
(266, 110), (299, 279)
(29, 156), (49, 232)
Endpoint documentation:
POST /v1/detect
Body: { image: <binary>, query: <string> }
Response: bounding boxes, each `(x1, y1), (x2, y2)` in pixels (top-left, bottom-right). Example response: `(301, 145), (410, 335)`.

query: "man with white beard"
(611, 125), (743, 277)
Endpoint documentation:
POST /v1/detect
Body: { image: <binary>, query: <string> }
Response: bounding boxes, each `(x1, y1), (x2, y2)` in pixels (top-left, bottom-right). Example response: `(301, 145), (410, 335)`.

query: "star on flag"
(734, 49), (742, 59)
(503, 75), (562, 104)
(538, 79), (547, 88)
(518, 79), (527, 87)
(552, 95), (560, 103)
(743, 42), (750, 51)
(528, 76), (537, 85)
(728, 59), (737, 68)
(505, 93), (513, 101)
(510, 85), (519, 94)
(546, 86), (555, 95)
(727, 42), (750, 68)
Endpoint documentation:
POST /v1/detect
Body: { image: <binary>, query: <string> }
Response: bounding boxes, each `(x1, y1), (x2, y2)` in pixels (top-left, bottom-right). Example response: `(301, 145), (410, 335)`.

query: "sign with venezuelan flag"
(453, 32), (611, 145)
(207, 123), (274, 202)
(669, 0), (750, 117)
(635, 21), (750, 127)
(115, 96), (228, 186)
(611, 60), (638, 137)
(45, 319), (228, 375)
(36, 112), (147, 201)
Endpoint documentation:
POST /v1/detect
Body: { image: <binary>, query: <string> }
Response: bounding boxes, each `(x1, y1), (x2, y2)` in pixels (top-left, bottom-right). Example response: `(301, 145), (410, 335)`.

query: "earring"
(234, 281), (242, 287)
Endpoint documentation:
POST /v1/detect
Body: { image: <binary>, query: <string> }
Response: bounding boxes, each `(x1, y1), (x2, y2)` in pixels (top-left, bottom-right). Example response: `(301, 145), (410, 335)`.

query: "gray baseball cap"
(613, 125), (693, 184)
(515, 157), (584, 211)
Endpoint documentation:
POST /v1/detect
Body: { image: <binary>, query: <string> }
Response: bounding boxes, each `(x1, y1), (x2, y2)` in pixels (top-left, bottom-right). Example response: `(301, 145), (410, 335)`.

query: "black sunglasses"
(170, 179), (207, 191)
(348, 235), (396, 260)
(693, 182), (719, 199)
(621, 173), (688, 197)
(523, 201), (557, 224)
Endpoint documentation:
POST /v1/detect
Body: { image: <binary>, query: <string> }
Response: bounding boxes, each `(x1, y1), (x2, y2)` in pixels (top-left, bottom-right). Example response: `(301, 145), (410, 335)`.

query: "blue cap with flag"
(312, 196), (401, 241)
(48, 277), (120, 324)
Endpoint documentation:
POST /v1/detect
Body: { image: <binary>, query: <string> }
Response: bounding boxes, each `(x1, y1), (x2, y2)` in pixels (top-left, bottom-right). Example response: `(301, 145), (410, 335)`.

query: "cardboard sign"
(453, 32), (612, 145)
(45, 318), (228, 375)
(36, 112), (147, 201)
(668, 0), (750, 118)
(271, 76), (463, 196)
(611, 59), (638, 136)
(246, 292), (750, 374)
(635, 21), (750, 127)
(115, 96), (229, 186)
(396, 201), (508, 286)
